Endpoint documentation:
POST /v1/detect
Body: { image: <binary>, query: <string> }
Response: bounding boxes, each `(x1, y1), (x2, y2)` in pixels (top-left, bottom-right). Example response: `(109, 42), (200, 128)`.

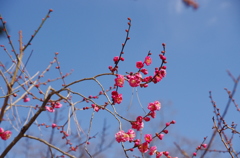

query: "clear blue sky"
(0, 0), (240, 157)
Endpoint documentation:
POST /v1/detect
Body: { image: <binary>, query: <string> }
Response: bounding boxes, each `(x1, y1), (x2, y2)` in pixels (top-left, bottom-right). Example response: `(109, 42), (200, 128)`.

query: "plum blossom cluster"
(115, 129), (177, 157)
(115, 129), (136, 143)
(111, 91), (123, 104)
(114, 98), (176, 157)
(130, 101), (161, 131)
(112, 45), (167, 90)
(0, 128), (12, 140)
(45, 101), (62, 112)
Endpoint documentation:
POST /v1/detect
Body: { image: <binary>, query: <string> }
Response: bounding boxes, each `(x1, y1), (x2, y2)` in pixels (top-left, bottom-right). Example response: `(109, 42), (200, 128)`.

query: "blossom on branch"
(114, 74), (125, 87)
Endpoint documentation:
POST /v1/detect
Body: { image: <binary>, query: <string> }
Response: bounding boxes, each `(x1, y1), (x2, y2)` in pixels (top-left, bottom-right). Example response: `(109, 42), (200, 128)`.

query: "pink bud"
(23, 98), (30, 102)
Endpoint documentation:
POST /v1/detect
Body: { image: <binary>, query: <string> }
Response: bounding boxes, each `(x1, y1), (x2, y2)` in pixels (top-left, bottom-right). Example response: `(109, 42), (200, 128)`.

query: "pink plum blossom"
(144, 56), (152, 66)
(45, 106), (55, 112)
(138, 142), (149, 153)
(111, 91), (123, 104)
(91, 104), (100, 112)
(147, 101), (161, 111)
(113, 56), (119, 62)
(1, 131), (12, 140)
(131, 121), (144, 131)
(23, 97), (30, 102)
(52, 123), (57, 128)
(141, 68), (148, 75)
(114, 75), (125, 87)
(157, 134), (164, 140)
(136, 61), (144, 69)
(156, 152), (163, 158)
(149, 146), (157, 155)
(128, 75), (141, 87)
(0, 128), (4, 137)
(144, 134), (153, 143)
(126, 129), (135, 141)
(149, 111), (156, 118)
(115, 130), (129, 143)
(53, 102), (62, 108)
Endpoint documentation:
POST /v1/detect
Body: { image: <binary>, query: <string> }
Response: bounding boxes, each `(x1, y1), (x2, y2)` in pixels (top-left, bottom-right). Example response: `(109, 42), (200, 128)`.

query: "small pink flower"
(141, 68), (148, 75)
(149, 146), (157, 155)
(113, 56), (119, 62)
(136, 61), (144, 69)
(131, 121), (144, 131)
(143, 117), (150, 122)
(0, 128), (4, 137)
(52, 123), (57, 128)
(128, 75), (141, 87)
(149, 111), (156, 118)
(142, 76), (152, 82)
(45, 106), (55, 112)
(144, 134), (153, 143)
(157, 134), (164, 140)
(91, 104), (100, 112)
(134, 139), (140, 146)
(126, 129), (135, 141)
(153, 73), (163, 83)
(120, 57), (124, 61)
(138, 142), (149, 153)
(202, 144), (207, 148)
(1, 131), (12, 140)
(144, 56), (152, 66)
(147, 101), (161, 111)
(54, 102), (62, 108)
(115, 130), (129, 143)
(160, 69), (166, 77)
(23, 97), (30, 102)
(163, 151), (169, 156)
(159, 54), (166, 60)
(111, 91), (123, 104)
(114, 75), (125, 87)
(156, 152), (163, 158)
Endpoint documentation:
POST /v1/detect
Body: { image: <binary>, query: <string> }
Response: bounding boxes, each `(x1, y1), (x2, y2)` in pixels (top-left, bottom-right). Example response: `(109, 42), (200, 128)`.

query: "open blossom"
(128, 73), (142, 87)
(149, 111), (156, 118)
(114, 74), (125, 87)
(144, 56), (152, 66)
(111, 91), (123, 104)
(149, 146), (157, 155)
(136, 61), (144, 69)
(115, 130), (129, 143)
(126, 129), (136, 141)
(144, 134), (153, 143)
(160, 69), (166, 77)
(1, 131), (12, 140)
(138, 142), (149, 153)
(131, 121), (144, 131)
(153, 69), (166, 83)
(148, 101), (161, 111)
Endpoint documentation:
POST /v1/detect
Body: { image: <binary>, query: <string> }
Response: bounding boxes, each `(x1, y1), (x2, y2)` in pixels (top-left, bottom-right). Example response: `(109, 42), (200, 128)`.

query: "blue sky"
(0, 0), (240, 157)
